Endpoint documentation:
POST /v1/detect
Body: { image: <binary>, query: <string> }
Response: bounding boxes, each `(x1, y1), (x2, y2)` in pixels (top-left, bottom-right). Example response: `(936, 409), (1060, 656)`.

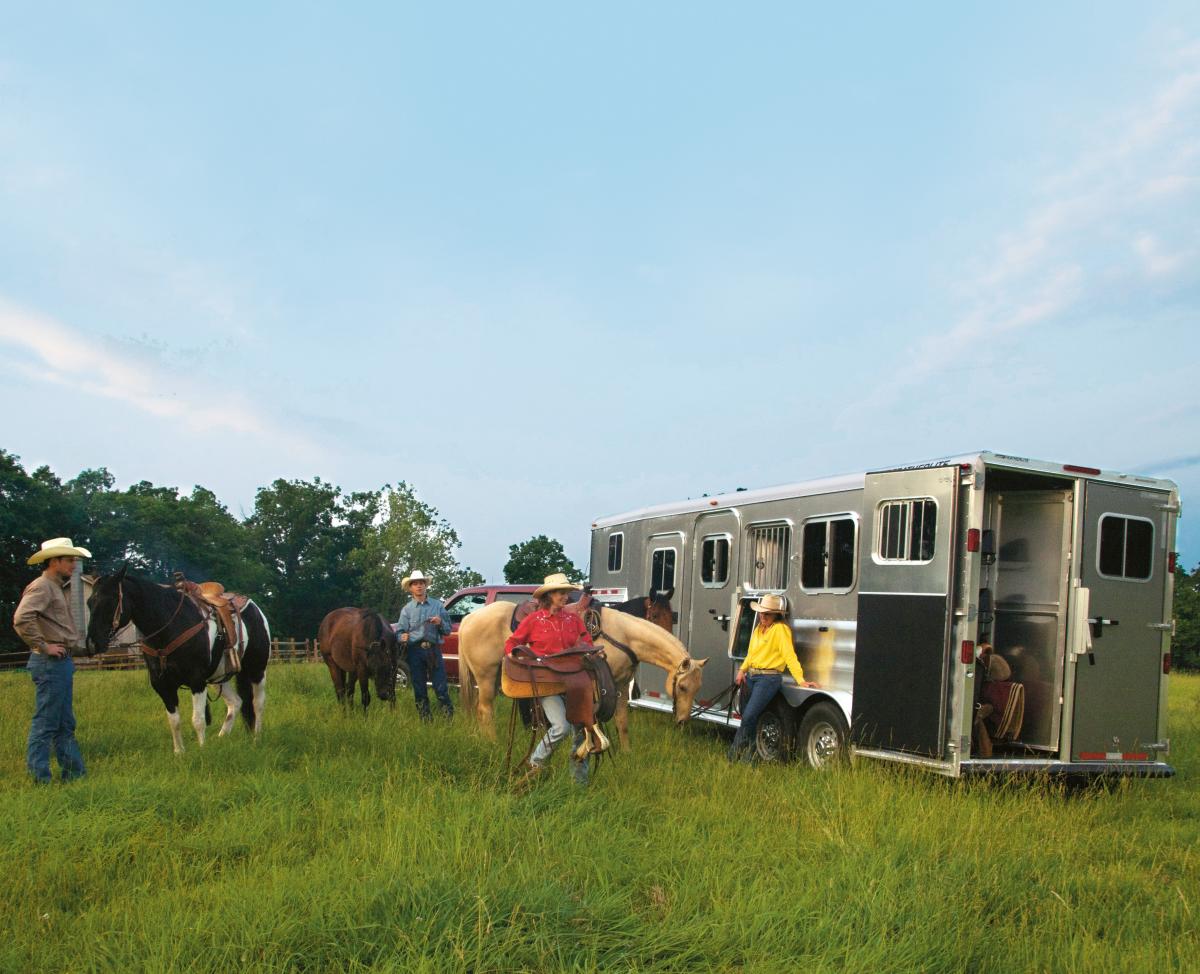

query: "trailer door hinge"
(1156, 502), (1180, 513)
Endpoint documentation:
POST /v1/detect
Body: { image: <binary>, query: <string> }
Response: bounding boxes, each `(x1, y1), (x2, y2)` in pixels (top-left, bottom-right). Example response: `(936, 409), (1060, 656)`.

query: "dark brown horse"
(318, 608), (401, 713)
(568, 587), (675, 631)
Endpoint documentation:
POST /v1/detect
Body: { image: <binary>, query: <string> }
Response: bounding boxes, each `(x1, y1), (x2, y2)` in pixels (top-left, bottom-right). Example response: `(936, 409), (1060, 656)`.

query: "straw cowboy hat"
(28, 537), (92, 566)
(533, 572), (583, 598)
(402, 570), (431, 592)
(749, 593), (787, 614)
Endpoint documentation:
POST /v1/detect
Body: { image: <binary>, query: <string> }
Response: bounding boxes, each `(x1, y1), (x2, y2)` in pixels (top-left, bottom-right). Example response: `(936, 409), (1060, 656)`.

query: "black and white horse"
(86, 566), (271, 753)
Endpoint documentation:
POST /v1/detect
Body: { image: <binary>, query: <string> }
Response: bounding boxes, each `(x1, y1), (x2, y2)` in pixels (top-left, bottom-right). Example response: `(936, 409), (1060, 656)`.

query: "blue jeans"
(407, 644), (453, 719)
(730, 673), (783, 758)
(530, 694), (589, 785)
(26, 654), (86, 783)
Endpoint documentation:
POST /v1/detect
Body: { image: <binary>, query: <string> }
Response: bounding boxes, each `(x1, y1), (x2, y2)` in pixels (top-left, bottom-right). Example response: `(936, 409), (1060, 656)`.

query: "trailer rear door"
(1070, 483), (1169, 759)
(852, 465), (960, 759)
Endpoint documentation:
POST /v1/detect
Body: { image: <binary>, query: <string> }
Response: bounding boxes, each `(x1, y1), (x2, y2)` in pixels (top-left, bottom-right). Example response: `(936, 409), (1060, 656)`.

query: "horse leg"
(190, 689), (208, 746)
(358, 665), (371, 715)
(325, 659), (347, 706)
(152, 678), (185, 754)
(218, 680), (240, 736)
(234, 670), (265, 738)
(475, 661), (500, 741)
(250, 679), (266, 738)
(614, 686), (632, 751)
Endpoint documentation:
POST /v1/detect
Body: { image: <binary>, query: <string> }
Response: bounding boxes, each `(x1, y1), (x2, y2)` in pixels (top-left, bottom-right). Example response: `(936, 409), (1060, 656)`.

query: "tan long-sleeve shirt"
(13, 574), (81, 655)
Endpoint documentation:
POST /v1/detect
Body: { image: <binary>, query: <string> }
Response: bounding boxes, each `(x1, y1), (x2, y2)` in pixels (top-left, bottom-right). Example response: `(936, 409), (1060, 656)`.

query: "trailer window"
(651, 548), (677, 595)
(607, 533), (623, 572)
(877, 499), (937, 562)
(701, 535), (730, 587)
(1098, 515), (1153, 581)
(748, 523), (790, 589)
(801, 516), (856, 591)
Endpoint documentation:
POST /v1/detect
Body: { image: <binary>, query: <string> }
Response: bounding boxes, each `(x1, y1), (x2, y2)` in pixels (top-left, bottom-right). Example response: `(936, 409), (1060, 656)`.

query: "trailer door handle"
(1087, 617), (1119, 639)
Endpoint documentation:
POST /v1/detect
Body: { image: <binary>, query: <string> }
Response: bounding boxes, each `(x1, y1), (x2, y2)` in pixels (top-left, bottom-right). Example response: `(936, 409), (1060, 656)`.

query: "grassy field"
(0, 665), (1197, 974)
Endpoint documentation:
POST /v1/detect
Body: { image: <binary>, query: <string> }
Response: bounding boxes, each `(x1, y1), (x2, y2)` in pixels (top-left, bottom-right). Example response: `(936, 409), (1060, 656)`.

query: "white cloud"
(0, 296), (316, 451)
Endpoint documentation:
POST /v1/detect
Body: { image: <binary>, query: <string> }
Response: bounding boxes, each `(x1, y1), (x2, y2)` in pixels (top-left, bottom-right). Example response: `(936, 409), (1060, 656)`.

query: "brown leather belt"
(747, 667), (784, 676)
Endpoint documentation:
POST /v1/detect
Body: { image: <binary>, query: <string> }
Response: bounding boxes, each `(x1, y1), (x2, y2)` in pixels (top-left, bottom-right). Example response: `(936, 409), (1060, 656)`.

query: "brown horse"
(318, 608), (400, 713)
(459, 602), (706, 749)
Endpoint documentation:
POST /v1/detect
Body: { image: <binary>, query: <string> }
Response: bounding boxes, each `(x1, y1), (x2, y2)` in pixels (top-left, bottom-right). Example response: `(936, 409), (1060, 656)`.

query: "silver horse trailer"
(590, 452), (1179, 778)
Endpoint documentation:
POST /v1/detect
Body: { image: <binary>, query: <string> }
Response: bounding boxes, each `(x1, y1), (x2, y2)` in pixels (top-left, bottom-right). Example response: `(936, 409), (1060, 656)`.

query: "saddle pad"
(501, 657), (566, 695)
(983, 681), (1026, 741)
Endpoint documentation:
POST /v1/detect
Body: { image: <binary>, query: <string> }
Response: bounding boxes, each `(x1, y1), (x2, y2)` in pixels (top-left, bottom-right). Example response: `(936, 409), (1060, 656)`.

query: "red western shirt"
(504, 609), (593, 656)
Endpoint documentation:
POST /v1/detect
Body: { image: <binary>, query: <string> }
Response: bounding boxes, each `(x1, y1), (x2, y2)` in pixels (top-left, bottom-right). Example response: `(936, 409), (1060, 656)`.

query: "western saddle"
(170, 574), (250, 675)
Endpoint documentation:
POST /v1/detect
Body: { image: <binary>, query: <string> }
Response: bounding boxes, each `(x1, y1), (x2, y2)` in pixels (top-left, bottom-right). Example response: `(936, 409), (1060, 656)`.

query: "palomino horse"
(317, 607), (399, 713)
(86, 566), (271, 753)
(459, 602), (706, 749)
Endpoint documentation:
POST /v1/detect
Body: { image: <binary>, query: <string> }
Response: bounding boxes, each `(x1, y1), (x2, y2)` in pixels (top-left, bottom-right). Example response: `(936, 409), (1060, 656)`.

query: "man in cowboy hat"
(395, 570), (453, 720)
(12, 538), (92, 783)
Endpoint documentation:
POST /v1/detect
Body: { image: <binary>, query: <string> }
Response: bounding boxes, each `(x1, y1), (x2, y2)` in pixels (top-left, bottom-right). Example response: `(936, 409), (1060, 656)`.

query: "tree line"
(1, 448), (582, 655)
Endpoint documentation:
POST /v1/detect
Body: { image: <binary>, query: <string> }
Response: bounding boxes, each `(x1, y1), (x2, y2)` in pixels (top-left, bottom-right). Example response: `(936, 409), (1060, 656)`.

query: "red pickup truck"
(438, 584), (538, 683)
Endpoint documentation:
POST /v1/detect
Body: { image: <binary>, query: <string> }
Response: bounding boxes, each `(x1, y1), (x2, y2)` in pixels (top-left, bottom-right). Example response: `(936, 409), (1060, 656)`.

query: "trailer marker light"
(1079, 752), (1106, 760)
(1164, 653), (1172, 674)
(1063, 464), (1102, 476)
(1169, 551), (1177, 573)
(647, 690), (662, 699)
(710, 500), (719, 506)
(961, 640), (975, 664)
(1124, 753), (1149, 761)
(967, 529), (980, 552)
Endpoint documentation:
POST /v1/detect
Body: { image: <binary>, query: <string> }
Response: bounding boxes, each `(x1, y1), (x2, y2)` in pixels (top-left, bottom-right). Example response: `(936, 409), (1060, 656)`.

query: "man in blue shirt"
(395, 570), (453, 720)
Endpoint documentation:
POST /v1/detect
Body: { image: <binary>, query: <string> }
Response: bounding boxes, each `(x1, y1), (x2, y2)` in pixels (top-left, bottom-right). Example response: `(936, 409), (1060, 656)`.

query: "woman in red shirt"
(506, 572), (593, 785)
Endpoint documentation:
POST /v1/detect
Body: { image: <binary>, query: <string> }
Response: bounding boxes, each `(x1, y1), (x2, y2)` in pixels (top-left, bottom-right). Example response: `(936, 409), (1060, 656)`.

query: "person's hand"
(734, 670), (745, 686)
(400, 633), (409, 643)
(429, 616), (441, 626)
(45, 644), (67, 659)
(803, 680), (818, 688)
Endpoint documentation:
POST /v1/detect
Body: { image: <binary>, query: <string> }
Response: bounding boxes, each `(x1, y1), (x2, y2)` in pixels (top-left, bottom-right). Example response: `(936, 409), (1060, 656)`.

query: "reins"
(109, 579), (206, 661)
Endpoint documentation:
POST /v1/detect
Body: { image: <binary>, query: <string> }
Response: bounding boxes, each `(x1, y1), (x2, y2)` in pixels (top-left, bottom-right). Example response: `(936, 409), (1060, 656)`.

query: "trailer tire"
(797, 701), (849, 769)
(754, 700), (797, 763)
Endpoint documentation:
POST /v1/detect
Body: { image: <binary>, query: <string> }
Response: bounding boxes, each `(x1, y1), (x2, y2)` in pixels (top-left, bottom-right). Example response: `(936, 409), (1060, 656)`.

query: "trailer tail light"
(961, 640), (975, 664)
(1063, 464), (1102, 476)
(1164, 653), (1172, 674)
(1169, 551), (1177, 573)
(967, 529), (980, 552)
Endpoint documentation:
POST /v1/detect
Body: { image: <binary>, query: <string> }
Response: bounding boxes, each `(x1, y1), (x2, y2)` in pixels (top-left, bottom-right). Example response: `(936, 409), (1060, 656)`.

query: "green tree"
(503, 535), (584, 585)
(1173, 563), (1200, 671)
(352, 482), (484, 617)
(248, 478), (377, 638)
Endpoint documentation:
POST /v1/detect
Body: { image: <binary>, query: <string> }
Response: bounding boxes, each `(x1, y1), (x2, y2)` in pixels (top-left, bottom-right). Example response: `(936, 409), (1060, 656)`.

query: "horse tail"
(235, 671), (256, 730)
(459, 648), (478, 719)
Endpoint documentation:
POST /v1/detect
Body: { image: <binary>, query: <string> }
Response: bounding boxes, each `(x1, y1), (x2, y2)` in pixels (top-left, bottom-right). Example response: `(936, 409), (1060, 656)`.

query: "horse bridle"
(105, 579), (196, 657)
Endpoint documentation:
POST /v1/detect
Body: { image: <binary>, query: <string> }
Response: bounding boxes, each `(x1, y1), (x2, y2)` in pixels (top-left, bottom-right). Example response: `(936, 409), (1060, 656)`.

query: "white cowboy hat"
(533, 572), (583, 598)
(749, 593), (787, 614)
(402, 570), (430, 592)
(28, 537), (92, 566)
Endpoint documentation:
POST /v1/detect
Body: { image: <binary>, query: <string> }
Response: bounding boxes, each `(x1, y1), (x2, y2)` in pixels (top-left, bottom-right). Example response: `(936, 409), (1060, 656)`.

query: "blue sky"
(2, 3), (1198, 581)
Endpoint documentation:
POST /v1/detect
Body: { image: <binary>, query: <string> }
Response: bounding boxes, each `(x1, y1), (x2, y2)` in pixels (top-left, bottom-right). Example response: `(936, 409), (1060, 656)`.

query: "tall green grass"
(1, 665), (1197, 973)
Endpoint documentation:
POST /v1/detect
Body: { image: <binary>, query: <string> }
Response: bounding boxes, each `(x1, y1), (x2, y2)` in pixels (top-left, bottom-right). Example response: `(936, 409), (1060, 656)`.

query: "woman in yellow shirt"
(728, 593), (816, 762)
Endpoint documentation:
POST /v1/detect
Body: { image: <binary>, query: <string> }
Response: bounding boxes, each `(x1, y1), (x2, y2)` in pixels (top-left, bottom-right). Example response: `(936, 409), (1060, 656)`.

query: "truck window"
(445, 593), (488, 622)
(700, 535), (730, 587)
(877, 499), (937, 562)
(801, 516), (856, 591)
(607, 533), (624, 572)
(1098, 515), (1154, 580)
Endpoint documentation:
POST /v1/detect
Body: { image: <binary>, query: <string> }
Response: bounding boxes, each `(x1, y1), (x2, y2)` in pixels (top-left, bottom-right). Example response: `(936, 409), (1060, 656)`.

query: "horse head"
(85, 564), (129, 655)
(664, 655), (707, 724)
(366, 615), (398, 702)
(645, 587), (675, 632)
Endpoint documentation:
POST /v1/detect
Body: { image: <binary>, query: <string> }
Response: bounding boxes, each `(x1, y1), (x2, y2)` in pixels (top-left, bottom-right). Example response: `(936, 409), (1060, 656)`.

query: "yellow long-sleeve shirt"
(739, 621), (806, 685)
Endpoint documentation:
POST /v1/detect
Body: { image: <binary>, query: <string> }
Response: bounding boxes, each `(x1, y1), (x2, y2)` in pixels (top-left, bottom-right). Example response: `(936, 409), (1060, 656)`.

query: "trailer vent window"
(877, 499), (937, 563)
(1098, 515), (1153, 581)
(748, 524), (790, 589)
(607, 533), (624, 573)
(801, 517), (857, 591)
(651, 547), (677, 595)
(701, 535), (730, 587)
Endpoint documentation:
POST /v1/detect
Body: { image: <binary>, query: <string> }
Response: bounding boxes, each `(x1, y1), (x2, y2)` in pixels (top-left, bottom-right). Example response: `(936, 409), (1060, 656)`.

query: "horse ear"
(696, 657), (708, 668)
(663, 587), (675, 602)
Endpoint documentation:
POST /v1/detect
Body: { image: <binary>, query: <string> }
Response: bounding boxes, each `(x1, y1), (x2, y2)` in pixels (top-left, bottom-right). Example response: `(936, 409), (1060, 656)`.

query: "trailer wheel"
(394, 660), (411, 693)
(797, 701), (848, 769)
(754, 700), (797, 762)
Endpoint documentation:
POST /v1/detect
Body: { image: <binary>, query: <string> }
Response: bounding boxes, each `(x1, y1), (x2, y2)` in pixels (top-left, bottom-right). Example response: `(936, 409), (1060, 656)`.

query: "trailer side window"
(651, 547), (677, 595)
(801, 516), (857, 591)
(877, 499), (937, 563)
(607, 533), (623, 572)
(1098, 515), (1153, 581)
(701, 535), (730, 587)
(748, 523), (790, 589)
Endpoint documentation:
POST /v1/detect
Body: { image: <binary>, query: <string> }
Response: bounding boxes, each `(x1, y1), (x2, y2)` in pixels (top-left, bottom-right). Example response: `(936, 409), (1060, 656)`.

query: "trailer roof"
(591, 450), (1178, 529)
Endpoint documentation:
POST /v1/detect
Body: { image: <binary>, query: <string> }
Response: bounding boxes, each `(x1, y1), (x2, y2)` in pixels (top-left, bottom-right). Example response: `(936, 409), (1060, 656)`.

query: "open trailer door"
(852, 464), (961, 762)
